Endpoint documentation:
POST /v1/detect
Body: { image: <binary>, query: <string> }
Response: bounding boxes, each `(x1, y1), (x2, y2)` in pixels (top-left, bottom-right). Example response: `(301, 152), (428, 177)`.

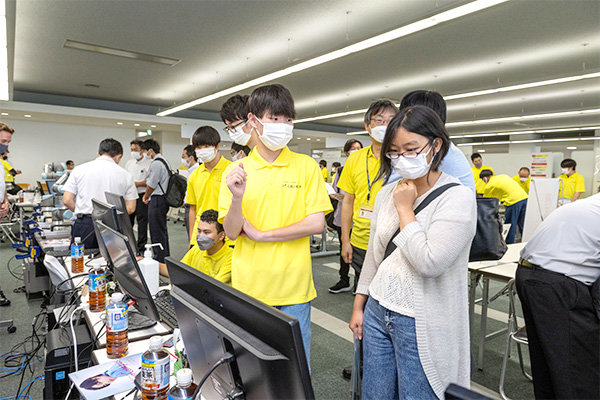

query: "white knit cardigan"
(357, 173), (477, 399)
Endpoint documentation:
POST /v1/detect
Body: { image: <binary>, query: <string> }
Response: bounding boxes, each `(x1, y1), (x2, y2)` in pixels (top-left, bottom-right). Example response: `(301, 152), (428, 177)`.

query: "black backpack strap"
(152, 157), (172, 194)
(383, 183), (460, 260)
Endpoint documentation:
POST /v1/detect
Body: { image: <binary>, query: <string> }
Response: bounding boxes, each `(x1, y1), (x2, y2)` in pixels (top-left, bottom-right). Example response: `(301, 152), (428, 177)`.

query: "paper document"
(324, 182), (336, 195)
(69, 353), (142, 400)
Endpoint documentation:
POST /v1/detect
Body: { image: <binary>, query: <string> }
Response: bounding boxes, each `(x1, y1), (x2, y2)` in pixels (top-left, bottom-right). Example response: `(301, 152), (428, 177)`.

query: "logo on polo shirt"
(282, 179), (302, 190)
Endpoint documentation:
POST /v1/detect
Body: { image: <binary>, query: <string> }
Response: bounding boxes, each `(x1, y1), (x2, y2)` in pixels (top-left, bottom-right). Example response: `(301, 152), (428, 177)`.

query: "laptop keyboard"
(154, 293), (178, 329)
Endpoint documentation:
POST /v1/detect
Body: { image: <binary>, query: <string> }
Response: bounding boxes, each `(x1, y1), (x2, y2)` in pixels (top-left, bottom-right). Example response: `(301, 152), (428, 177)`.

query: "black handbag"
(469, 197), (508, 261)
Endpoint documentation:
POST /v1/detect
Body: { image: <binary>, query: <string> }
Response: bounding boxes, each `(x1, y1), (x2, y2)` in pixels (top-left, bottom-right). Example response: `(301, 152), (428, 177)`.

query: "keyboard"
(154, 292), (178, 329)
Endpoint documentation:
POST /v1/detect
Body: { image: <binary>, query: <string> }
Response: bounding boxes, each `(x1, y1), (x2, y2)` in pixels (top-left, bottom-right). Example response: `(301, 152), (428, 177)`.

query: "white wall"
(5, 118), (136, 186)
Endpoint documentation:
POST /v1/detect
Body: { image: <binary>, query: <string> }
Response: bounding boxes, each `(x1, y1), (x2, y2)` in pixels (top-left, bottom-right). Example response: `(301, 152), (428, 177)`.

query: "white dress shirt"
(521, 193), (600, 285)
(63, 155), (138, 215)
(125, 157), (152, 194)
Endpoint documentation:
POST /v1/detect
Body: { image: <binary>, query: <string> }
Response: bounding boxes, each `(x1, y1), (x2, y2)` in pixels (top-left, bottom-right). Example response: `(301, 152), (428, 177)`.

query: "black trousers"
(350, 245), (366, 282)
(148, 195), (169, 263)
(515, 264), (600, 399)
(129, 196), (148, 254)
(71, 215), (98, 249)
(332, 225), (350, 283)
(184, 204), (191, 241)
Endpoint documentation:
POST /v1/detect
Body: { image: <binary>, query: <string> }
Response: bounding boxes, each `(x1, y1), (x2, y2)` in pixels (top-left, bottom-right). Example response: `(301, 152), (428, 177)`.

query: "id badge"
(358, 203), (373, 220)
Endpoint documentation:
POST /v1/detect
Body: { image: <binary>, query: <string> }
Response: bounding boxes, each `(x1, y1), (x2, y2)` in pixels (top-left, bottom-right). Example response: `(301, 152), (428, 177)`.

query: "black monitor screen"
(104, 192), (138, 254)
(95, 220), (160, 322)
(166, 258), (314, 400)
(91, 198), (120, 258)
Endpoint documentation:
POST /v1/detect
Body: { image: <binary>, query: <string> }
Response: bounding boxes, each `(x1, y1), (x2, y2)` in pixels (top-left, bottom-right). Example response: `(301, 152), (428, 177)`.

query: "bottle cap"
(149, 336), (163, 351)
(176, 368), (193, 386)
(74, 237), (81, 242)
(111, 292), (124, 303)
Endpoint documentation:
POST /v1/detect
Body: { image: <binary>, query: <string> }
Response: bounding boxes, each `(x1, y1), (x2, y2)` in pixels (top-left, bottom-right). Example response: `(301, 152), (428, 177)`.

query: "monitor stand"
(129, 311), (158, 331)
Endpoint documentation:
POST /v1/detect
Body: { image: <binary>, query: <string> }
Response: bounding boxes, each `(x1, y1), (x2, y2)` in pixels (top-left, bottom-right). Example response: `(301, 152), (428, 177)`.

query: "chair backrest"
(43, 255), (72, 291)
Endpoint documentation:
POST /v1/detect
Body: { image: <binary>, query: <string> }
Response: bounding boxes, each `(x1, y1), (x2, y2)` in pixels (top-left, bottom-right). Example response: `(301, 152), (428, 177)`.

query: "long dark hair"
(376, 105), (450, 184)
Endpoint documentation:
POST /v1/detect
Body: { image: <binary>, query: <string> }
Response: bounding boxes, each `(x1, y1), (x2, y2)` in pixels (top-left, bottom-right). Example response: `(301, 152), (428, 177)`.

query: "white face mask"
(181, 158), (190, 168)
(390, 146), (433, 180)
(144, 153), (152, 160)
(256, 119), (293, 151)
(131, 151), (141, 160)
(229, 123), (251, 146)
(195, 147), (217, 163)
(370, 125), (387, 143)
(348, 149), (358, 156)
(519, 177), (528, 182)
(561, 168), (569, 175)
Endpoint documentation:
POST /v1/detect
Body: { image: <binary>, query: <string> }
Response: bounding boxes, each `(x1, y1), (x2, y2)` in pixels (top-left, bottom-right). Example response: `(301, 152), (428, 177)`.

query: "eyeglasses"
(385, 142), (432, 159)
(223, 120), (247, 135)
(370, 117), (393, 126)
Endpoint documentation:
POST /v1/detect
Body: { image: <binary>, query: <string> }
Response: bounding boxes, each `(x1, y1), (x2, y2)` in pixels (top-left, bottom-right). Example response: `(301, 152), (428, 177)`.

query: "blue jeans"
(505, 199), (527, 244)
(275, 302), (311, 368)
(362, 298), (437, 400)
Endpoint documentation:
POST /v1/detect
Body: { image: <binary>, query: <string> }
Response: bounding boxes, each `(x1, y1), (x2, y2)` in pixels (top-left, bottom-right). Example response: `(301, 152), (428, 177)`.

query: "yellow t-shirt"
(218, 147), (333, 306)
(559, 172), (585, 199)
(180, 243), (232, 285)
(472, 165), (494, 195)
(336, 145), (383, 250)
(483, 174), (528, 206)
(185, 156), (231, 245)
(512, 175), (530, 194)
(2, 159), (14, 183)
(321, 167), (329, 182)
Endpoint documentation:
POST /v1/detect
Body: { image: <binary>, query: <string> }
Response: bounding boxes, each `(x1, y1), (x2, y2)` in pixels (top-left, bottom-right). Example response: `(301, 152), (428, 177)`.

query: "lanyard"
(365, 154), (373, 202)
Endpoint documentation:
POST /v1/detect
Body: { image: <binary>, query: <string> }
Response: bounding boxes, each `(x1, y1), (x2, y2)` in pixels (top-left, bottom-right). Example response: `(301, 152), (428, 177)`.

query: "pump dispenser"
(138, 243), (163, 296)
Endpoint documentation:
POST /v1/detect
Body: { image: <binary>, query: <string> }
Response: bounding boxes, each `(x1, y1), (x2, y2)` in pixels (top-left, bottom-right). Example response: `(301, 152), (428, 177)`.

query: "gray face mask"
(474, 162), (482, 168)
(196, 234), (215, 251)
(0, 143), (8, 154)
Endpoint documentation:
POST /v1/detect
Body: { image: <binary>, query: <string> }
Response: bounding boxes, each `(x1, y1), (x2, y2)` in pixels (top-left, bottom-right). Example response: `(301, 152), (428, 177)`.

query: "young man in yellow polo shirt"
(471, 152), (494, 196)
(1, 152), (21, 195)
(559, 158), (585, 202)
(336, 99), (398, 292)
(319, 160), (329, 182)
(186, 126), (231, 246)
(220, 94), (259, 155)
(480, 170), (528, 244)
(512, 166), (531, 194)
(181, 210), (232, 284)
(219, 84), (332, 366)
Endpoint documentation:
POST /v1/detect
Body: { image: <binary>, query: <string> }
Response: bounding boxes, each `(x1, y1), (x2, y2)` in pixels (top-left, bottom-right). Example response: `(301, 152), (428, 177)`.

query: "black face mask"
(2, 156), (7, 160)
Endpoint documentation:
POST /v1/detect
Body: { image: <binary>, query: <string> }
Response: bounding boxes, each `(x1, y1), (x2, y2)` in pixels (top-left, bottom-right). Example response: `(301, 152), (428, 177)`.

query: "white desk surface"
(15, 202), (38, 207)
(477, 262), (518, 281)
(468, 242), (526, 272)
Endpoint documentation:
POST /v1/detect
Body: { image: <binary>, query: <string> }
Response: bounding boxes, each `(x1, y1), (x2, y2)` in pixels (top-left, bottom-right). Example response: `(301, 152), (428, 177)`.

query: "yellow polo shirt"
(559, 172), (585, 199)
(483, 174), (528, 206)
(185, 156), (231, 245)
(218, 146), (333, 306)
(2, 159), (14, 183)
(336, 145), (383, 250)
(473, 165), (494, 194)
(180, 243), (232, 285)
(321, 167), (329, 182)
(512, 175), (530, 194)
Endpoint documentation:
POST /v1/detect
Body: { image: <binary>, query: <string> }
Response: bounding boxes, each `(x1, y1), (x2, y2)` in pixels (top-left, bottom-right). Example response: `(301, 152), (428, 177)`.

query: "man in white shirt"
(141, 139), (171, 263)
(125, 139), (152, 254)
(63, 138), (138, 249)
(516, 193), (600, 399)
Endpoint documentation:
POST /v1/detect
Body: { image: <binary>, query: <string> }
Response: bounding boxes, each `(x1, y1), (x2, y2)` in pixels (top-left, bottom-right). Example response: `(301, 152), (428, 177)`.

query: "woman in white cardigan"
(349, 105), (477, 399)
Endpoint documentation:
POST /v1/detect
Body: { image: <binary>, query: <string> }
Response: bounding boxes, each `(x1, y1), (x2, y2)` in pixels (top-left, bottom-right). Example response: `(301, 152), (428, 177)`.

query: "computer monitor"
(45, 180), (56, 194)
(104, 191), (138, 254)
(95, 220), (160, 323)
(166, 258), (314, 400)
(36, 181), (46, 195)
(91, 199), (120, 265)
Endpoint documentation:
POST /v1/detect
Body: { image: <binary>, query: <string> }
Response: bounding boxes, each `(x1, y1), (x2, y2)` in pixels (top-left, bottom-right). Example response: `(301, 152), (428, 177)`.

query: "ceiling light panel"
(157, 0), (509, 116)
(64, 39), (181, 66)
(446, 108), (600, 127)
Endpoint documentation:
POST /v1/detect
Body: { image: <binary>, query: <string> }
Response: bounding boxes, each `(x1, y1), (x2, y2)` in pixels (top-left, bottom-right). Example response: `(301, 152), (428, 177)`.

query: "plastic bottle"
(106, 292), (128, 359)
(141, 336), (170, 400)
(88, 265), (106, 312)
(71, 237), (84, 273)
(138, 244), (163, 296)
(167, 369), (198, 400)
